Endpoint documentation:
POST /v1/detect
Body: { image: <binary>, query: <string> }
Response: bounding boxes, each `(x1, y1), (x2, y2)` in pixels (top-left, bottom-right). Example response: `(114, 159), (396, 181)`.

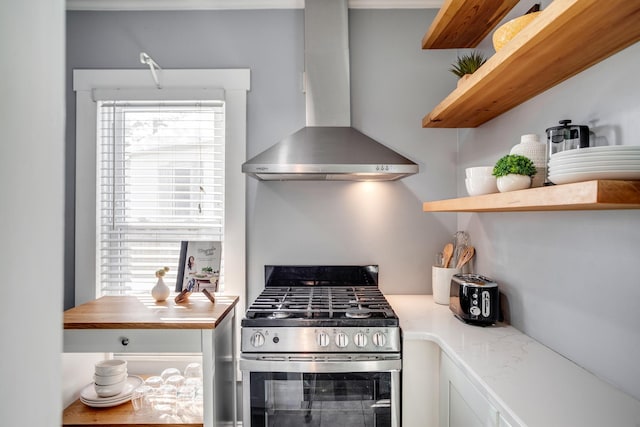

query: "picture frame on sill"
(175, 241), (221, 293)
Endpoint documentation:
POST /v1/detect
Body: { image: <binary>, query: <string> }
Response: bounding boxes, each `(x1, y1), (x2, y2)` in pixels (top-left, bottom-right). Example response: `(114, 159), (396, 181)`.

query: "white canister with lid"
(510, 133), (546, 187)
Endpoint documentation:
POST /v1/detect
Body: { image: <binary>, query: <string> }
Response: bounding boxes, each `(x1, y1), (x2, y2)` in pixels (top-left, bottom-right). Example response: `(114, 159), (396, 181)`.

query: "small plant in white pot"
(492, 154), (536, 192)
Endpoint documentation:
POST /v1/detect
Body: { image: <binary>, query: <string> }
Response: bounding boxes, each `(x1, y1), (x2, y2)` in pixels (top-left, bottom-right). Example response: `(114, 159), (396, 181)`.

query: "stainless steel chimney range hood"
(241, 0), (418, 182)
(243, 126), (419, 181)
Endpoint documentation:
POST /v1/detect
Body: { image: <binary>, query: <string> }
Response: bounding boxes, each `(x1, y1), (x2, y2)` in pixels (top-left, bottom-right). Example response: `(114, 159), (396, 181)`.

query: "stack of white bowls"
(94, 359), (128, 397)
(465, 166), (498, 196)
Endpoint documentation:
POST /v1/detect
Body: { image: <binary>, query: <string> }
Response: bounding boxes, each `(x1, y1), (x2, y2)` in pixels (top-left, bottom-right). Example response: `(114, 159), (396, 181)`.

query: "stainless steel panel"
(241, 326), (401, 353)
(240, 356), (400, 373)
(242, 127), (418, 180)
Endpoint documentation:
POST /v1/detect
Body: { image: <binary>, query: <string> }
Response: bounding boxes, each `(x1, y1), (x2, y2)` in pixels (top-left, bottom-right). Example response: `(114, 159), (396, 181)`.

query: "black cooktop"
(242, 265), (399, 328)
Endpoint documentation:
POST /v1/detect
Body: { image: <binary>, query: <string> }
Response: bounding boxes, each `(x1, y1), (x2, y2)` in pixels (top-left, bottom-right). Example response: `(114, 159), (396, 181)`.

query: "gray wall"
(456, 41), (640, 400)
(246, 9), (458, 303)
(65, 8), (459, 309)
(65, 9), (307, 308)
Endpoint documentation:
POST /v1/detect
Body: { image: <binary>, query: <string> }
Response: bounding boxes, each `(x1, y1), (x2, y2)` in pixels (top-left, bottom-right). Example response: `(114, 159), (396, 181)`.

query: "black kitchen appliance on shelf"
(449, 274), (500, 326)
(544, 119), (591, 185)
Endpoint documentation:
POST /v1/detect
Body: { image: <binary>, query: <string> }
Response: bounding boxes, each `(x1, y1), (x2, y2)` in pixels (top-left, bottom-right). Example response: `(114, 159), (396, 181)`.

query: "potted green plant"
(492, 154), (536, 192)
(450, 51), (487, 86)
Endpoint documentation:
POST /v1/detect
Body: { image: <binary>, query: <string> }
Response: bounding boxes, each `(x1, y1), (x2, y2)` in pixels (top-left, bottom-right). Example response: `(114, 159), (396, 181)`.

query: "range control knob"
(250, 332), (265, 348)
(335, 332), (349, 348)
(317, 331), (330, 347)
(372, 331), (387, 347)
(354, 332), (368, 348)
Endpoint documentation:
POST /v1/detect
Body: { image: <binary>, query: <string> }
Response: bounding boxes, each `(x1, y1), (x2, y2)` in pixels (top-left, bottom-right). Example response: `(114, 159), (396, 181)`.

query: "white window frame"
(73, 70), (248, 322)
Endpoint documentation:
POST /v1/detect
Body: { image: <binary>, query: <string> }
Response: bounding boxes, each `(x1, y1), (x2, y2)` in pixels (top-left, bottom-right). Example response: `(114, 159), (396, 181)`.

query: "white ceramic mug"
(432, 266), (460, 305)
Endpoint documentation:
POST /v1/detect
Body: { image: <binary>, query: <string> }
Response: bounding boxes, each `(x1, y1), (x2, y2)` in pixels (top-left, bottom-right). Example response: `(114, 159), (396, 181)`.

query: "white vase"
(151, 277), (170, 302)
(510, 134), (546, 187)
(497, 174), (531, 192)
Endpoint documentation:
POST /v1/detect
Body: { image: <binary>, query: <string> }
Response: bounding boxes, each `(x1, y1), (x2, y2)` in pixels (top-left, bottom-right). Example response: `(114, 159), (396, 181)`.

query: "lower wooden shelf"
(422, 180), (640, 212)
(62, 397), (203, 427)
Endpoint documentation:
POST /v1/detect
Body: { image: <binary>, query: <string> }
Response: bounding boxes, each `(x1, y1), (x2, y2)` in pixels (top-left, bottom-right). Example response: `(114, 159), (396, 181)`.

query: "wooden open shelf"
(422, 0), (519, 49)
(422, 0), (640, 128)
(422, 180), (640, 212)
(63, 397), (203, 426)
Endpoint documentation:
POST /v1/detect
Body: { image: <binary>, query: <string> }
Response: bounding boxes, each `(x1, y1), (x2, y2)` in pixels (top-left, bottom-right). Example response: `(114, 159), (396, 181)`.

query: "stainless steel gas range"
(240, 265), (401, 427)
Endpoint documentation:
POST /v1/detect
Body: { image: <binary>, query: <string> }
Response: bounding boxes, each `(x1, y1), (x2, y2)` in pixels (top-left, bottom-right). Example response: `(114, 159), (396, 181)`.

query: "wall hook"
(139, 52), (162, 89)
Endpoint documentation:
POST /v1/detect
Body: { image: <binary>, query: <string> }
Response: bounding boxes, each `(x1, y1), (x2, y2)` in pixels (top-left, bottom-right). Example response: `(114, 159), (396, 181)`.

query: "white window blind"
(96, 100), (225, 295)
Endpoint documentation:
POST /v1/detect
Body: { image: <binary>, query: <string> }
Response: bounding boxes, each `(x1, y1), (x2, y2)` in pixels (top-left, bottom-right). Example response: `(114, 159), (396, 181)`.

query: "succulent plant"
(492, 154), (537, 177)
(449, 51), (488, 78)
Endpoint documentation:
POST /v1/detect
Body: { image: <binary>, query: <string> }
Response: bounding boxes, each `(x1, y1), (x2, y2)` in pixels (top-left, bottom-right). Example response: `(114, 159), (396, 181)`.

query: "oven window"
(249, 372), (392, 427)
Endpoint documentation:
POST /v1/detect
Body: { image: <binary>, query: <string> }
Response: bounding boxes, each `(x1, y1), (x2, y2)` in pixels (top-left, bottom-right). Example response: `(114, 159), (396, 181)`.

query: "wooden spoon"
(456, 246), (475, 269)
(442, 243), (454, 268)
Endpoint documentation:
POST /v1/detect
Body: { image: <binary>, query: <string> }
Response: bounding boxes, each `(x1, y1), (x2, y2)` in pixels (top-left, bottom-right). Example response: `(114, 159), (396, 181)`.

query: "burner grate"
(245, 286), (396, 320)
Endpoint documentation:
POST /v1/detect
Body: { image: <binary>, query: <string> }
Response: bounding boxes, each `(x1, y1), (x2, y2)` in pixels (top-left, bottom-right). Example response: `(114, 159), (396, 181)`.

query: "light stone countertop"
(387, 294), (640, 427)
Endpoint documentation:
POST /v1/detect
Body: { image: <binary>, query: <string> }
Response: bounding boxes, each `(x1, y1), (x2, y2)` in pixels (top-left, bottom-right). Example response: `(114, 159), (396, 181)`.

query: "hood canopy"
(242, 127), (418, 181)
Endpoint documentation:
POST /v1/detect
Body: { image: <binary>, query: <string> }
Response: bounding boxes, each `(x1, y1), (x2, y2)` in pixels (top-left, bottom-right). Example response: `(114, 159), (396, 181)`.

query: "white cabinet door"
(402, 340), (440, 427)
(440, 351), (498, 427)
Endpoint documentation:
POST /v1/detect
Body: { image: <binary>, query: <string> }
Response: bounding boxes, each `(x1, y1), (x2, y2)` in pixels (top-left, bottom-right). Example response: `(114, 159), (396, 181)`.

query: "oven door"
(240, 355), (401, 427)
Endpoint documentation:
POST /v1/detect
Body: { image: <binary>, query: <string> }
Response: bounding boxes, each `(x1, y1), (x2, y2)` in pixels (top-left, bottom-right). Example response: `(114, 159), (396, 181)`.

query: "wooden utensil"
(442, 243), (454, 268)
(456, 246), (475, 269)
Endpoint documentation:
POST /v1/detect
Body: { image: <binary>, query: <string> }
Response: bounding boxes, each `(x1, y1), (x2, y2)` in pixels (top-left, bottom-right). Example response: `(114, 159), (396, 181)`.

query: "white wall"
(0, 0), (65, 424)
(456, 41), (640, 400)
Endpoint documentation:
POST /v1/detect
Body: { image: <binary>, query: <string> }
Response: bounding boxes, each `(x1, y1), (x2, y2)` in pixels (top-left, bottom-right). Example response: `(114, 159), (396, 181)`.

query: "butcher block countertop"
(64, 294), (239, 329)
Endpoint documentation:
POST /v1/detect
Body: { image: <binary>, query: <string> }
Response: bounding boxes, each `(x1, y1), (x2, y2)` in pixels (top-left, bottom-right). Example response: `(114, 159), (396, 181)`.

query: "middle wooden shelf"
(422, 180), (640, 212)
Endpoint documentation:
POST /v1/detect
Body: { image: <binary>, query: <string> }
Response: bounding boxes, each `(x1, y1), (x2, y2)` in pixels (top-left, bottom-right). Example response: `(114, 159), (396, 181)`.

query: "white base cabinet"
(402, 340), (439, 427)
(440, 351), (516, 427)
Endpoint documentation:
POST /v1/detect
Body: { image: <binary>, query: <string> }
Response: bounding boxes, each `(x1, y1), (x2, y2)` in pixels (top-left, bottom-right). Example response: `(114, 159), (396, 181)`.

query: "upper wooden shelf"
(422, 0), (519, 49)
(422, 0), (640, 128)
(422, 180), (640, 212)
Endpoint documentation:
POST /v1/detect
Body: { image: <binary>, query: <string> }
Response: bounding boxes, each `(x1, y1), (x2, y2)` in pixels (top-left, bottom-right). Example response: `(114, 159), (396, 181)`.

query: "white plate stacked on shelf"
(548, 146), (640, 184)
(80, 376), (144, 408)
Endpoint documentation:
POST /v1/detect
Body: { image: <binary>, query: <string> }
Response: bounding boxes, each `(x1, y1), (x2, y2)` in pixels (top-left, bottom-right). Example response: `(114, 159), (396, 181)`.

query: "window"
(97, 100), (225, 294)
(74, 70), (248, 316)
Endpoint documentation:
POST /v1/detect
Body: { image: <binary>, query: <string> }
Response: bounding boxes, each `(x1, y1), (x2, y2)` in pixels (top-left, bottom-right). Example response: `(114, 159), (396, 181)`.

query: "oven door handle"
(239, 357), (401, 373)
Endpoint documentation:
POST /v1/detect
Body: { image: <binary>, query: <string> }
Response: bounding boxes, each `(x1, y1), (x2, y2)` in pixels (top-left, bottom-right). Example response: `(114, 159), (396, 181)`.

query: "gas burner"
(270, 311), (291, 319)
(345, 308), (371, 319)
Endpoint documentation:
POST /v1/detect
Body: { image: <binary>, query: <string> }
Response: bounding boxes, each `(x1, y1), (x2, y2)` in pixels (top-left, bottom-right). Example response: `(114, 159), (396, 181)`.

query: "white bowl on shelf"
(465, 166), (494, 178)
(94, 372), (127, 386)
(496, 174), (531, 192)
(95, 359), (127, 376)
(465, 176), (499, 196)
